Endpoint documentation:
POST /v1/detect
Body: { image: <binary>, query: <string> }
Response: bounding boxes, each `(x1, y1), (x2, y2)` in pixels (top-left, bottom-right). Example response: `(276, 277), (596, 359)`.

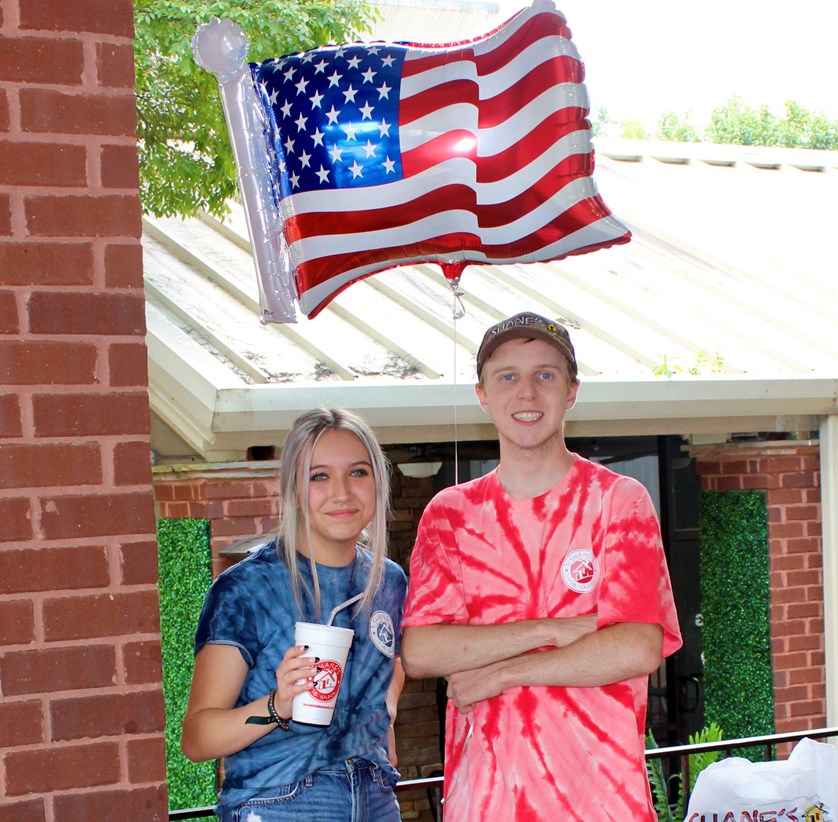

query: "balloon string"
(454, 330), (459, 486)
(450, 282), (461, 485)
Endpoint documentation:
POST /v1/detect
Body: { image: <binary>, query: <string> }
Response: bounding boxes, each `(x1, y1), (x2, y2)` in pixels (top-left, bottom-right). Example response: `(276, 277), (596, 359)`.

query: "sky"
(490, 0), (838, 129)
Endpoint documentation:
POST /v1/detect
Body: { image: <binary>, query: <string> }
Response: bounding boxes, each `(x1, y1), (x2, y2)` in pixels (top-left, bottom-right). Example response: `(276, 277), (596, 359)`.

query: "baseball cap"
(476, 312), (577, 380)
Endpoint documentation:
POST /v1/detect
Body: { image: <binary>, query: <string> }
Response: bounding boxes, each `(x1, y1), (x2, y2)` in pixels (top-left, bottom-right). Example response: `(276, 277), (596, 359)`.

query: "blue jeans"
(222, 758), (401, 822)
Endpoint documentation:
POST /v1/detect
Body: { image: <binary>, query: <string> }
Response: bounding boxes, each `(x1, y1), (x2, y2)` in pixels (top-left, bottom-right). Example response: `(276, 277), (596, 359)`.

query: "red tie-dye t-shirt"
(403, 456), (682, 821)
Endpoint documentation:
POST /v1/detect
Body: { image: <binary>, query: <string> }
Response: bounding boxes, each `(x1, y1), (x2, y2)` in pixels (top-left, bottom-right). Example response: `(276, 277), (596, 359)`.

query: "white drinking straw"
(326, 593), (364, 626)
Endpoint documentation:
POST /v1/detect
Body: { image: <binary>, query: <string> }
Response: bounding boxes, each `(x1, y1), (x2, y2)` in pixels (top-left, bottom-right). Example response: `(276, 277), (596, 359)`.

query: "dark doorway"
(567, 434), (704, 746)
(657, 436), (705, 744)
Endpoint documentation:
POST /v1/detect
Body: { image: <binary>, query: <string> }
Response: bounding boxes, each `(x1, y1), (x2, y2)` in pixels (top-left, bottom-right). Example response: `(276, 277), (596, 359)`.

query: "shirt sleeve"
(194, 567), (259, 667)
(402, 492), (470, 628)
(596, 478), (683, 658)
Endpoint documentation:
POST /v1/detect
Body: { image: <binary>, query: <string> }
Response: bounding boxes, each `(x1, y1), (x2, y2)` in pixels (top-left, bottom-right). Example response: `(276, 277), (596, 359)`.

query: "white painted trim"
(821, 415), (838, 727)
(147, 334), (838, 459)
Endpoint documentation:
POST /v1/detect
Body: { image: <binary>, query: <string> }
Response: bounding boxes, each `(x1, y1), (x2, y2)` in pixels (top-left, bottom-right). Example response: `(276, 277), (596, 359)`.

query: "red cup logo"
(309, 659), (343, 702)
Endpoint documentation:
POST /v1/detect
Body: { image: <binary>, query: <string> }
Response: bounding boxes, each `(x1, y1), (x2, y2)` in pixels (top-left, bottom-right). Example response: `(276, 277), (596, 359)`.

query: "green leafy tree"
(591, 105), (617, 138)
(776, 99), (838, 149)
(656, 110), (701, 143)
(803, 110), (838, 149)
(778, 99), (809, 147)
(705, 96), (782, 146)
(621, 119), (649, 140)
(134, 0), (376, 217)
(652, 96), (838, 150)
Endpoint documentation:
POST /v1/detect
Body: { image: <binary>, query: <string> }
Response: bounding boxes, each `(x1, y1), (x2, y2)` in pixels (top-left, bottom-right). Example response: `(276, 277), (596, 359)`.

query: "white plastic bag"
(686, 737), (838, 821)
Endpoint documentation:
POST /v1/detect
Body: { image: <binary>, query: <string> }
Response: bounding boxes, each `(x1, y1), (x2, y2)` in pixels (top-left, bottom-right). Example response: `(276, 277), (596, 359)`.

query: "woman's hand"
(273, 644), (319, 720)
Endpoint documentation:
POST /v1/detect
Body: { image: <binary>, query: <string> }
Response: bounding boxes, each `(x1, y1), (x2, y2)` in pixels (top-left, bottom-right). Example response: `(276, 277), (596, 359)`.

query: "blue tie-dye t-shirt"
(194, 540), (407, 809)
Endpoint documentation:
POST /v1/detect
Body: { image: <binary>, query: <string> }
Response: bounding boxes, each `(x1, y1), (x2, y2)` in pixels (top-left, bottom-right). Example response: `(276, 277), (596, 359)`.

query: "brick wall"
(0, 0), (167, 819)
(692, 441), (825, 736)
(153, 461), (442, 820)
(153, 461), (282, 577)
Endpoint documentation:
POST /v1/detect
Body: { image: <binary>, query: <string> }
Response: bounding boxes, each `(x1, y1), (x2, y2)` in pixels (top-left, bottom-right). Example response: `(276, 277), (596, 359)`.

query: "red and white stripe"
(283, 0), (630, 317)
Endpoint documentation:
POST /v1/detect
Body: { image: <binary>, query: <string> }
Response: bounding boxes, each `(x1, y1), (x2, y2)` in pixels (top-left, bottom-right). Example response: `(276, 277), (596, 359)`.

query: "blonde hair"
(277, 407), (391, 618)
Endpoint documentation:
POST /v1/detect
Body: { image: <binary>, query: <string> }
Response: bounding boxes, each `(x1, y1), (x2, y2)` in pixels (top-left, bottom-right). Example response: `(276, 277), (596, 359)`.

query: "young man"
(401, 311), (682, 821)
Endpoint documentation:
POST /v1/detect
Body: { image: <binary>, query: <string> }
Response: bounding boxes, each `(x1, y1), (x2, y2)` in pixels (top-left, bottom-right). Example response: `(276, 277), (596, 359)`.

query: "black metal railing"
(646, 725), (838, 805)
(169, 807), (215, 820)
(168, 726), (838, 820)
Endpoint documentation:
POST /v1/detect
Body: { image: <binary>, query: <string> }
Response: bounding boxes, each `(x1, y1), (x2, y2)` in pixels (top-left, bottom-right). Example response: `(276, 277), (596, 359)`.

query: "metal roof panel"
(143, 137), (838, 459)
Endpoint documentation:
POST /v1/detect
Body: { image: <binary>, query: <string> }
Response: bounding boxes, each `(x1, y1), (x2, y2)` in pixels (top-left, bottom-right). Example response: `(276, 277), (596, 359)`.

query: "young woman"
(182, 407), (407, 821)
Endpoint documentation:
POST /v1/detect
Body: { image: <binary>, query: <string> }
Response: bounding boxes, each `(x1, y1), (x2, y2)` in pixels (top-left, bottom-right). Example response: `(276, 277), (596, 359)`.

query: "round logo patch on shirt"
(369, 610), (396, 657)
(561, 549), (599, 593)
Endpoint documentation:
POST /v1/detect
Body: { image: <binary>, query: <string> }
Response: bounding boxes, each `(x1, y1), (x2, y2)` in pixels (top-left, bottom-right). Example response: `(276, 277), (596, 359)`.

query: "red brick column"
(0, 0), (167, 819)
(692, 441), (825, 735)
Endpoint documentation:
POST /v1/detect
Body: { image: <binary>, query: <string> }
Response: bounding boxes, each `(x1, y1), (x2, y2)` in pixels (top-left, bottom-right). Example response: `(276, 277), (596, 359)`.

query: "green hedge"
(699, 490), (774, 760)
(157, 518), (216, 810)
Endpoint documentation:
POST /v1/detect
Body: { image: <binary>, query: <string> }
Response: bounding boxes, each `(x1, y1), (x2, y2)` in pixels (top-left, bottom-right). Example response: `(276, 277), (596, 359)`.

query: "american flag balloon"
(200, 0), (631, 321)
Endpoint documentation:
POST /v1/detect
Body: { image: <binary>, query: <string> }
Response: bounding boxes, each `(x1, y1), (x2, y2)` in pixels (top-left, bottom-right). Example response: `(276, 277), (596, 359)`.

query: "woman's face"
(300, 428), (377, 565)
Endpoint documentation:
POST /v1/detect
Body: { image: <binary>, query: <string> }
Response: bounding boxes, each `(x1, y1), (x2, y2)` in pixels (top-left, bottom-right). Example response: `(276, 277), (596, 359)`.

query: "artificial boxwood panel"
(157, 518), (216, 810)
(699, 490), (774, 759)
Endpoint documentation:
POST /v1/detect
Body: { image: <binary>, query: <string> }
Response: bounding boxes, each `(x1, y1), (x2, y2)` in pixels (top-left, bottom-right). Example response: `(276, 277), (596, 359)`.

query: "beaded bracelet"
(245, 689), (290, 730)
